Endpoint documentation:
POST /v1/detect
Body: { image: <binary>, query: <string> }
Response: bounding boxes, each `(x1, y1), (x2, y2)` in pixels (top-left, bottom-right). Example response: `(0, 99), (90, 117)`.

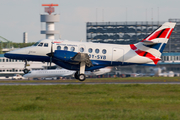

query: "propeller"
(46, 42), (54, 68)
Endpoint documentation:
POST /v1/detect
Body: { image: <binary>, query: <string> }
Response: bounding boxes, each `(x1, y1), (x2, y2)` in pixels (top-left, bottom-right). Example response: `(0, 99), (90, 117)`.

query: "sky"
(0, 0), (179, 43)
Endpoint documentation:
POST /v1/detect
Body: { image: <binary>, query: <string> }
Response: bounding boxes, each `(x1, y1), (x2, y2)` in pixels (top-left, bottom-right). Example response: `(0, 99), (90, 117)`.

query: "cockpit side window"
(33, 42), (40, 46)
(38, 43), (43, 47)
(44, 43), (48, 47)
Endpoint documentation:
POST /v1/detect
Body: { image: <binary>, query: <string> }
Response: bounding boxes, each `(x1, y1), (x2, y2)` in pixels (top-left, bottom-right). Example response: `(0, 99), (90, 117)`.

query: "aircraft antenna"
(102, 9), (104, 22)
(158, 7), (159, 24)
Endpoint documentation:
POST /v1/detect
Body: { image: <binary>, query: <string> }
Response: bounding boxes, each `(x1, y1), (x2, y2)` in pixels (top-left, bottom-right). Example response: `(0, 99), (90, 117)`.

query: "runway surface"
(1, 81), (180, 85)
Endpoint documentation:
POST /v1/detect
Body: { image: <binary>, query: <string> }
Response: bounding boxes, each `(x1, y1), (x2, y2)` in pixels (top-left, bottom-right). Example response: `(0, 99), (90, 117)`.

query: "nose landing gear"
(23, 60), (30, 74)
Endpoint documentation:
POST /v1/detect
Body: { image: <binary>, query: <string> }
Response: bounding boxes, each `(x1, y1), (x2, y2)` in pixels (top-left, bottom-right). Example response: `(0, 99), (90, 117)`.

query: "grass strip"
(0, 84), (180, 119)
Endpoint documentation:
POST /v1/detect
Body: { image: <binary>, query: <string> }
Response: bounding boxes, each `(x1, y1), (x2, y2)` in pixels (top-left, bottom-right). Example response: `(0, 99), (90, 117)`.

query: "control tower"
(40, 4), (59, 39)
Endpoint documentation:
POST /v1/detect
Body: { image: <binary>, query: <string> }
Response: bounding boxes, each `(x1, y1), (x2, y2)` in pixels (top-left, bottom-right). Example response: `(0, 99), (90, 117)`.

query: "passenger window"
(102, 49), (107, 54)
(57, 46), (61, 50)
(95, 49), (99, 53)
(71, 47), (75, 52)
(64, 46), (68, 51)
(80, 47), (84, 52)
(88, 48), (93, 53)
(44, 43), (48, 47)
(38, 43), (43, 46)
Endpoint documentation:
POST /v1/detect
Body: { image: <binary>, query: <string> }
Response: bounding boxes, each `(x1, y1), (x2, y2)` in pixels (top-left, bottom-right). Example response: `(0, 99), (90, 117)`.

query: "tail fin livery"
(130, 22), (176, 65)
(141, 22), (176, 44)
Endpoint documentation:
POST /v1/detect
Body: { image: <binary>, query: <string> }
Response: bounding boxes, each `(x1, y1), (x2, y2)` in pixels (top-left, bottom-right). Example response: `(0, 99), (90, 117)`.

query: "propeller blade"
(51, 42), (53, 54)
(46, 41), (54, 69)
(50, 57), (52, 67)
(50, 41), (53, 67)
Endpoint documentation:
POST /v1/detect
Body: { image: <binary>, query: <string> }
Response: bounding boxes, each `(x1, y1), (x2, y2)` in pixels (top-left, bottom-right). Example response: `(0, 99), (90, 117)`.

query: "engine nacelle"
(53, 50), (77, 61)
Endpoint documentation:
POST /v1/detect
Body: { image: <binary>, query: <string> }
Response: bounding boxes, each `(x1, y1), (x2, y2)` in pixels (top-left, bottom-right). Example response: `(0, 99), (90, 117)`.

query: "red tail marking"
(141, 28), (171, 42)
(135, 50), (146, 56)
(147, 30), (162, 40)
(159, 28), (170, 38)
(130, 44), (137, 50)
(167, 28), (174, 39)
(130, 44), (160, 65)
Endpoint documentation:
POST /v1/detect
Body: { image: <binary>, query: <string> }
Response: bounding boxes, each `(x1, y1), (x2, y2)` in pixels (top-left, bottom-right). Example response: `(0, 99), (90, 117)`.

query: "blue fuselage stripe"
(4, 53), (155, 71)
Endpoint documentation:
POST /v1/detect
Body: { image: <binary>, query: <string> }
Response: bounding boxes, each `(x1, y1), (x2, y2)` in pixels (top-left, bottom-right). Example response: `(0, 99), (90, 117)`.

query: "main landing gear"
(74, 62), (86, 81)
(71, 53), (93, 81)
(75, 71), (86, 81)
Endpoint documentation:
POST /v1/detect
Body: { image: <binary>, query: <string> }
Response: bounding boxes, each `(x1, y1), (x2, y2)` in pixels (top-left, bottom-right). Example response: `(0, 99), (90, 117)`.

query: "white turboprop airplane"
(23, 67), (112, 79)
(4, 22), (176, 81)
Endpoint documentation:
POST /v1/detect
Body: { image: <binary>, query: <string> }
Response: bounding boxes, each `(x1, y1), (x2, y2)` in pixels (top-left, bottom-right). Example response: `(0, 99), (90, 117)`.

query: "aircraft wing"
(53, 50), (93, 67)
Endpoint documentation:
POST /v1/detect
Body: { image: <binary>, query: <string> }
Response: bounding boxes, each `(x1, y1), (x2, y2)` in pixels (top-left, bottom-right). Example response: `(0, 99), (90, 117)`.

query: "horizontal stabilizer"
(142, 40), (157, 44)
(142, 38), (164, 45)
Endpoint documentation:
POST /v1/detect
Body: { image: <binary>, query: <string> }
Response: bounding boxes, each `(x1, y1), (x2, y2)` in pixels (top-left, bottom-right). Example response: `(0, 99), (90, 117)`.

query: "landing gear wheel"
(74, 71), (79, 79)
(78, 74), (86, 81)
(23, 69), (30, 74)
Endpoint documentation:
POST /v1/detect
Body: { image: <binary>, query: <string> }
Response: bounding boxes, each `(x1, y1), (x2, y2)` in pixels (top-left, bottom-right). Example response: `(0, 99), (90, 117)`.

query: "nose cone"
(4, 51), (15, 59)
(4, 52), (13, 58)
(4, 46), (50, 62)
(4, 48), (24, 59)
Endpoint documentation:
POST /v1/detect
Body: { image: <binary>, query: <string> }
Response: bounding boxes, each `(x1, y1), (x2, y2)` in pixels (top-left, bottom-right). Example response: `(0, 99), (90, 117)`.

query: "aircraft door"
(112, 48), (124, 63)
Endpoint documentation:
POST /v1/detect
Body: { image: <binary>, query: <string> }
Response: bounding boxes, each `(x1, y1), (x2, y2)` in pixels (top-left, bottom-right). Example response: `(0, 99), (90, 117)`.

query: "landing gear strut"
(23, 60), (30, 74)
(74, 62), (86, 81)
(72, 53), (93, 81)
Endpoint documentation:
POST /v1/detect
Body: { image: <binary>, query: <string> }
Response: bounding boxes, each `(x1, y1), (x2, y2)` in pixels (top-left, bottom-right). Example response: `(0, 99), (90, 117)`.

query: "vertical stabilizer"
(130, 22), (176, 65)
